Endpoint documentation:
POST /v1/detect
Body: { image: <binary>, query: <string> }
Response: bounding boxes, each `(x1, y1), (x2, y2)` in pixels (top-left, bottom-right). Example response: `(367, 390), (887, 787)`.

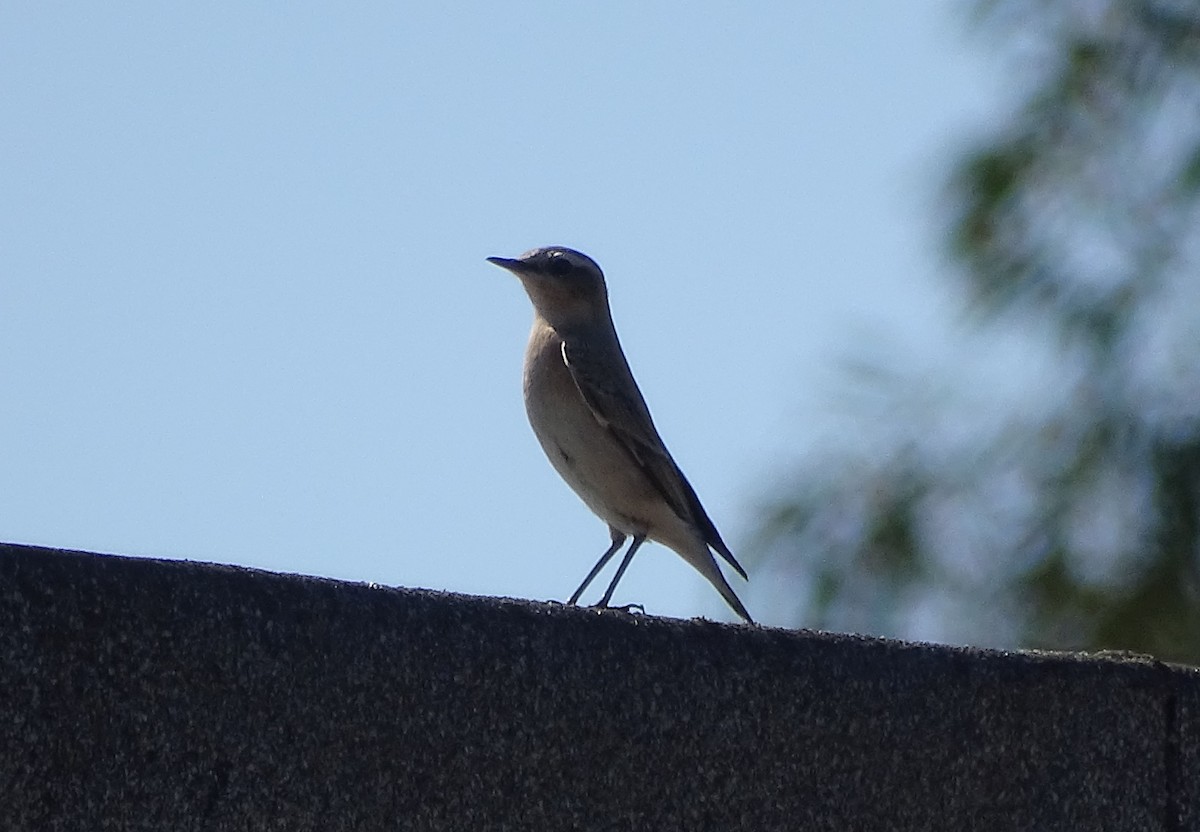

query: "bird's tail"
(685, 543), (753, 624)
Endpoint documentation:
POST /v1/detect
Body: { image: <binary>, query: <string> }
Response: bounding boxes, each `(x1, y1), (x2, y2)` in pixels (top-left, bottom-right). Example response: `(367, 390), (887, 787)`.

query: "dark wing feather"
(561, 339), (747, 580)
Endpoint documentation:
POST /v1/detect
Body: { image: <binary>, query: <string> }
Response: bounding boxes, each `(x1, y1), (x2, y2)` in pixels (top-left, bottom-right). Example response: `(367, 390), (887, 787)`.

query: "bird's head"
(487, 246), (610, 330)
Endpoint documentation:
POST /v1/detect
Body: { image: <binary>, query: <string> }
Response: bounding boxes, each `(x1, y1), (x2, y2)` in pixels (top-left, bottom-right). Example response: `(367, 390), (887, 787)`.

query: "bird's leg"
(597, 534), (646, 608)
(568, 530), (626, 606)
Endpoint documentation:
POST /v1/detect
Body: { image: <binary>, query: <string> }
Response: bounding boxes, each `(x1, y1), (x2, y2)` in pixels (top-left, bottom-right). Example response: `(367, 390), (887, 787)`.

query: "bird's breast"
(520, 324), (659, 534)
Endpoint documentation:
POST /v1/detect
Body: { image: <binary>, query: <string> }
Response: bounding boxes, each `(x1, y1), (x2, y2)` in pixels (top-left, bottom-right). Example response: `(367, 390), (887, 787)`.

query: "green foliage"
(759, 0), (1200, 663)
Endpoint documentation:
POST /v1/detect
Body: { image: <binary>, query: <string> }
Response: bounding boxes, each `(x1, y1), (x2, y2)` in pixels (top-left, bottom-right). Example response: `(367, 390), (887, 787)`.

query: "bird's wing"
(561, 339), (747, 580)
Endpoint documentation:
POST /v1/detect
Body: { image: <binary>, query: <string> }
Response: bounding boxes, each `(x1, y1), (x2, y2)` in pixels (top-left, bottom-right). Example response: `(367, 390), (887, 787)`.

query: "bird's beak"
(486, 256), (526, 274)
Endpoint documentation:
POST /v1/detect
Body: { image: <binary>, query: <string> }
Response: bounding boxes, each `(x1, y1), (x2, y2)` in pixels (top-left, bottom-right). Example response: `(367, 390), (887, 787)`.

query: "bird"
(487, 246), (752, 623)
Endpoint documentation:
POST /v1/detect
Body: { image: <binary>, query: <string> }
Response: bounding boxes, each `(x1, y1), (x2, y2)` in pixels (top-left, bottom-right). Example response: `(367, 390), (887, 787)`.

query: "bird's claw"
(591, 602), (645, 615)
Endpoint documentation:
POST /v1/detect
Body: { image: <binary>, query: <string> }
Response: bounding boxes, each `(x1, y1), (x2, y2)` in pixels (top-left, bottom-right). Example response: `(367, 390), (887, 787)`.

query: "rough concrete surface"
(1, 542), (1196, 831)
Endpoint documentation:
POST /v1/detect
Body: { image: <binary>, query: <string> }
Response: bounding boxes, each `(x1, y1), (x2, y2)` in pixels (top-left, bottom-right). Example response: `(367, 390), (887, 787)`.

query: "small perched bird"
(488, 246), (752, 623)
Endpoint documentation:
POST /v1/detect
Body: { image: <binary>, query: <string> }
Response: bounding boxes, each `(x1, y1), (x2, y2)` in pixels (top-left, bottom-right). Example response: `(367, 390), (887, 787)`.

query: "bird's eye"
(547, 257), (573, 277)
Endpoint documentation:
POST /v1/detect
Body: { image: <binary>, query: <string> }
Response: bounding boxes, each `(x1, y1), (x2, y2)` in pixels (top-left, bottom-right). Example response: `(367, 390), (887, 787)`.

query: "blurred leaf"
(759, 0), (1200, 664)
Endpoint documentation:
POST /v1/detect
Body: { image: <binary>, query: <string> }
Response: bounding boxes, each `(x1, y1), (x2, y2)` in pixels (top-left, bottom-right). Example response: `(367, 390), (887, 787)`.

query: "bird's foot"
(591, 602), (645, 615)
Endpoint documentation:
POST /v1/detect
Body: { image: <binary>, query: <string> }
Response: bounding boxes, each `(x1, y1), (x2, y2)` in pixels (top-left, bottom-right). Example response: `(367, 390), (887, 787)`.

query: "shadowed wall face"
(1, 543), (1196, 831)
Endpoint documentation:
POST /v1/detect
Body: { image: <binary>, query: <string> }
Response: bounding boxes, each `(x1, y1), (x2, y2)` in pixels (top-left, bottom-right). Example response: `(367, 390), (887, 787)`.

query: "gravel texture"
(1, 542), (1196, 831)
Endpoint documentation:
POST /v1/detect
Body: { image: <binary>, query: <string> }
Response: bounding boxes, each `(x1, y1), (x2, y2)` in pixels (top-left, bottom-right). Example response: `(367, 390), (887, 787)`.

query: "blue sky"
(1, 3), (1014, 625)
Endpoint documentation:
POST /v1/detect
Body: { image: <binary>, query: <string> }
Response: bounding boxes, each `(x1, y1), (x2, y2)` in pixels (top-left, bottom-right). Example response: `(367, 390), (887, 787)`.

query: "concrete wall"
(2, 542), (1196, 831)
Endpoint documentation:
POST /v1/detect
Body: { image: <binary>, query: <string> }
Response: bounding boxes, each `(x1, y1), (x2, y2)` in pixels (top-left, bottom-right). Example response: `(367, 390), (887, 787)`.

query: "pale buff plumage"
(488, 246), (752, 623)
